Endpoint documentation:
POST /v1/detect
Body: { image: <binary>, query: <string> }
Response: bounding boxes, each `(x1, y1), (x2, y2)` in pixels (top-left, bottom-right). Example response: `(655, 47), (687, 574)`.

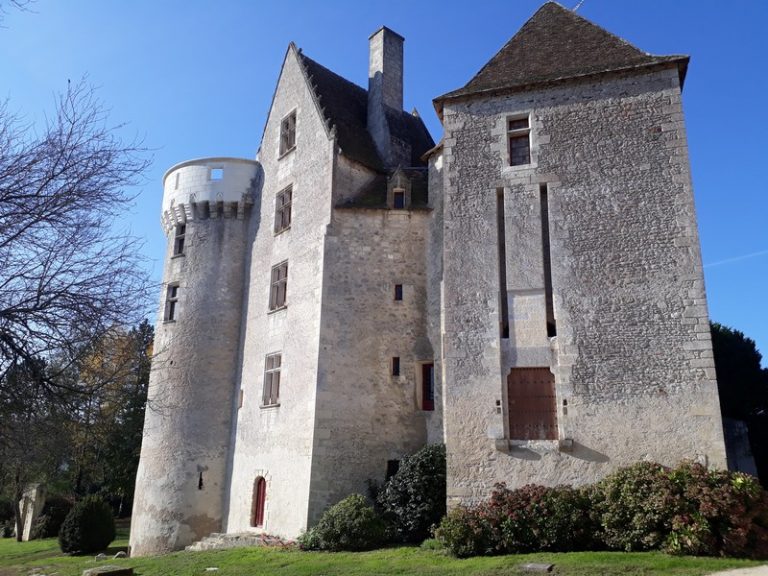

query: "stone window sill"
(260, 403), (280, 410)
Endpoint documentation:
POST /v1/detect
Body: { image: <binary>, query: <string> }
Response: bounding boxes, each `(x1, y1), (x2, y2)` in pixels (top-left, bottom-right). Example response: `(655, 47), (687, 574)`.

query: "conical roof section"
(437, 2), (687, 103)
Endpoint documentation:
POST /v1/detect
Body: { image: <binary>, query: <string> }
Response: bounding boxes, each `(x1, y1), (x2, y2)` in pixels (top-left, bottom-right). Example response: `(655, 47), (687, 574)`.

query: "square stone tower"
(430, 2), (726, 505)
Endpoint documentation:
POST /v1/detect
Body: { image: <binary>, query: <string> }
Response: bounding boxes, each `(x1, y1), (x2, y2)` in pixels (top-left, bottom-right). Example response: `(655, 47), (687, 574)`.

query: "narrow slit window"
(165, 284), (179, 321)
(392, 357), (400, 377)
(173, 223), (186, 256)
(508, 116), (531, 166)
(269, 261), (288, 310)
(280, 111), (297, 156)
(497, 189), (509, 339)
(421, 363), (435, 411)
(394, 284), (403, 301)
(540, 184), (556, 337)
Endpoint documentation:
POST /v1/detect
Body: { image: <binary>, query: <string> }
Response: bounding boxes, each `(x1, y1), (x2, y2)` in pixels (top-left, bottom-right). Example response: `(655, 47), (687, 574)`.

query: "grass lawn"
(0, 526), (763, 576)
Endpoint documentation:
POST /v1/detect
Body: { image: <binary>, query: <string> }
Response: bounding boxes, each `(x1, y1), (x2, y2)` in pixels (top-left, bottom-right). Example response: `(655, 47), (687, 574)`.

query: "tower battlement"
(161, 157), (260, 234)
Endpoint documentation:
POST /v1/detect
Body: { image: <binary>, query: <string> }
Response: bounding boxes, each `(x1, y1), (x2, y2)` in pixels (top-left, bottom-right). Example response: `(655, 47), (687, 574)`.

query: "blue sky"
(1, 0), (766, 362)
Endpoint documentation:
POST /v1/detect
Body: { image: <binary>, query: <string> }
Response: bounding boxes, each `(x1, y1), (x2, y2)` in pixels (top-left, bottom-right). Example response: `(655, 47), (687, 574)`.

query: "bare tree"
(0, 81), (152, 391)
(0, 80), (152, 537)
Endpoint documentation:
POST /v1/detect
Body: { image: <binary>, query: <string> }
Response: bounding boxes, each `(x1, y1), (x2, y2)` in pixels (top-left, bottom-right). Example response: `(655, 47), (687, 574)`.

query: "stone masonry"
(130, 2), (728, 556)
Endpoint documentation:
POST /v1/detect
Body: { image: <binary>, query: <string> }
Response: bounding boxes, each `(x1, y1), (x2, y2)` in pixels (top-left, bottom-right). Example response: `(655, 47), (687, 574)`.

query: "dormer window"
(279, 111), (297, 157)
(393, 188), (406, 210)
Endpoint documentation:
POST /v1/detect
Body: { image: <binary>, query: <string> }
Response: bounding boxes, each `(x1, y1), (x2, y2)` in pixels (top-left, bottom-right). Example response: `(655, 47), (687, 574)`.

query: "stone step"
(185, 532), (290, 552)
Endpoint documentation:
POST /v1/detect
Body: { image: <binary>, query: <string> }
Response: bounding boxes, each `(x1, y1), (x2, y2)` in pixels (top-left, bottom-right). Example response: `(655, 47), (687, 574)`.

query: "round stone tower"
(130, 157), (260, 556)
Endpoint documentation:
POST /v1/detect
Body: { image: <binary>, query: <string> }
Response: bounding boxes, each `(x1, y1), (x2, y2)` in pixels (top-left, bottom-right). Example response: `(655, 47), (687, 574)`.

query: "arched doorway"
(251, 476), (266, 528)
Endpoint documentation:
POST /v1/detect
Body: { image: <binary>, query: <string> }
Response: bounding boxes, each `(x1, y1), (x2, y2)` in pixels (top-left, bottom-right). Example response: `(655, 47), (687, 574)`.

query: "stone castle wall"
(439, 66), (726, 505)
(224, 47), (335, 539)
(131, 159), (257, 555)
(309, 182), (434, 523)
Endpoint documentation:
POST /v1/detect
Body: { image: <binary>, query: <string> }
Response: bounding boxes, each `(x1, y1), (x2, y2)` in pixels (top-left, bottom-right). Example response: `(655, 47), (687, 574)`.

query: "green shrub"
(58, 496), (115, 554)
(664, 462), (768, 558)
(593, 461), (679, 551)
(297, 494), (386, 551)
(420, 538), (444, 550)
(435, 483), (597, 557)
(31, 495), (73, 539)
(377, 444), (446, 543)
(494, 484), (598, 553)
(435, 506), (494, 558)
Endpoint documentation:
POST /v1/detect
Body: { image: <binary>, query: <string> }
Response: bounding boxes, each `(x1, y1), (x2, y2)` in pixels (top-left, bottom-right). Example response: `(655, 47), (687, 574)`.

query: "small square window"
(274, 186), (292, 234)
(280, 111), (296, 156)
(269, 261), (288, 310)
(392, 357), (400, 377)
(386, 460), (400, 480)
(165, 283), (179, 321)
(263, 353), (281, 406)
(210, 168), (224, 180)
(173, 224), (186, 256)
(507, 115), (531, 167)
(394, 284), (403, 301)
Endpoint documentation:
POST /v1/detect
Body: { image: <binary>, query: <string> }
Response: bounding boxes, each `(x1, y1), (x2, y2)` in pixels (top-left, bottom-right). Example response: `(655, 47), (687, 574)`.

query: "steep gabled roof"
(436, 2), (688, 107)
(298, 52), (434, 172)
(298, 52), (384, 171)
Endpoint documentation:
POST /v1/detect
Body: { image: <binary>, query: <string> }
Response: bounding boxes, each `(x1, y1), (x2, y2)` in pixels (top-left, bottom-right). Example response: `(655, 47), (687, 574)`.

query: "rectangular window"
(262, 353), (281, 406)
(279, 111), (296, 156)
(394, 284), (403, 301)
(274, 186), (292, 234)
(393, 189), (406, 209)
(173, 224), (186, 256)
(421, 363), (435, 411)
(392, 357), (400, 377)
(210, 167), (224, 180)
(508, 116), (531, 166)
(269, 261), (288, 310)
(165, 283), (179, 321)
(507, 367), (557, 440)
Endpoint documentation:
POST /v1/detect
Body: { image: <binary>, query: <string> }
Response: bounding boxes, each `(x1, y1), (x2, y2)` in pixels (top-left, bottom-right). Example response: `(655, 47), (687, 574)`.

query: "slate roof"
(298, 51), (434, 172)
(436, 2), (688, 106)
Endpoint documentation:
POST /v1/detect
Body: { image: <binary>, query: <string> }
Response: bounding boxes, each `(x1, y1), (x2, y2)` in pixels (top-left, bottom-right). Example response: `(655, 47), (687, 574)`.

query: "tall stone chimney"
(368, 26), (406, 167)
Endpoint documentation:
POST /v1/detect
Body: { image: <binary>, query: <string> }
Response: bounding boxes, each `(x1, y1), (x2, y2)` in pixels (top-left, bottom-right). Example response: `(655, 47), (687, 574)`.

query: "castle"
(130, 3), (727, 556)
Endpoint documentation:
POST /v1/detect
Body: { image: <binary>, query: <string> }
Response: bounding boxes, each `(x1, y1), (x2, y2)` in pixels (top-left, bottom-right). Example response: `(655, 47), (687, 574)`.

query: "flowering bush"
(436, 483), (596, 556)
(436, 462), (768, 559)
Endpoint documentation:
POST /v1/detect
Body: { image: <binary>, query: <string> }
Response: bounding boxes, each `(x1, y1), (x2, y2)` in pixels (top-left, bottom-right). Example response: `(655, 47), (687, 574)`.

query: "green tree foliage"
(58, 495), (115, 554)
(710, 323), (768, 485)
(376, 444), (446, 543)
(711, 322), (768, 419)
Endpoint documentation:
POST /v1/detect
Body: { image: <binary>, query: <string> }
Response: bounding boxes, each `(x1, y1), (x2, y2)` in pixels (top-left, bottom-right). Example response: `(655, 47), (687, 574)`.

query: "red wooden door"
(507, 367), (557, 440)
(252, 477), (266, 527)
